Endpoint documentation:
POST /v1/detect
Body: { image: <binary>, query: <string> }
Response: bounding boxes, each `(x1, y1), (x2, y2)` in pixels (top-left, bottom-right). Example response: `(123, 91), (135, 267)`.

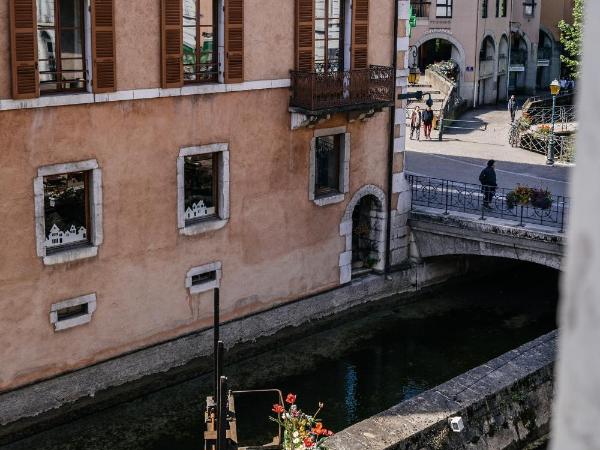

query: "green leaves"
(558, 0), (584, 79)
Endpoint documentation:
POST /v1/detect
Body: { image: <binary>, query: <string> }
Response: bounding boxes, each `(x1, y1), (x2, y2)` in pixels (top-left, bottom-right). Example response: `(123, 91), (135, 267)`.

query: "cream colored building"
(409, 0), (572, 106)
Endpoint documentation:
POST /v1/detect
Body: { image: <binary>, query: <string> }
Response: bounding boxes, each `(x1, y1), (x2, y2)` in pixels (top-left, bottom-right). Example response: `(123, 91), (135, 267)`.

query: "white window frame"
(309, 127), (350, 206)
(34, 159), (103, 265)
(185, 261), (222, 294)
(177, 143), (230, 235)
(50, 293), (97, 331)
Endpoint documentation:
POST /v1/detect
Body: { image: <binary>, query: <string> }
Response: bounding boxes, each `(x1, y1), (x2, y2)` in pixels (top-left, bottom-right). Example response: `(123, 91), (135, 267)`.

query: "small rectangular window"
(183, 0), (218, 83)
(43, 171), (90, 253)
(57, 302), (88, 321)
(523, 0), (536, 17)
(501, 0), (507, 16)
(184, 153), (218, 225)
(192, 270), (217, 285)
(482, 0), (488, 18)
(435, 0), (452, 18)
(315, 135), (341, 198)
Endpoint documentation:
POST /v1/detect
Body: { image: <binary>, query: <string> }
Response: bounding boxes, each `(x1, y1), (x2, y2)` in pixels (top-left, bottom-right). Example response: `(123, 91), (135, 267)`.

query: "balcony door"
(314, 0), (345, 73)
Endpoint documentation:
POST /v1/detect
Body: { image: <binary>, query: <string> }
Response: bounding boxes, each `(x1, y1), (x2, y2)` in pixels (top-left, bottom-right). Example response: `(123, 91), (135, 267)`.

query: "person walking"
(410, 106), (422, 140)
(479, 160), (498, 208)
(508, 95), (518, 123)
(422, 106), (434, 140)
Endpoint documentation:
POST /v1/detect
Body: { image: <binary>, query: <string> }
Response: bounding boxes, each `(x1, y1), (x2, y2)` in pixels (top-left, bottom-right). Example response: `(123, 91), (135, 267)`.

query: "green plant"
(366, 257), (379, 269)
(558, 0), (584, 79)
(530, 187), (553, 210)
(505, 185), (532, 209)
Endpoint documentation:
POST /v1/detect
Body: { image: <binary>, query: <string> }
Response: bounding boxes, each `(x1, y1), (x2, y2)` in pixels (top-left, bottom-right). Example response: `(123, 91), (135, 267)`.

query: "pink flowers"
(285, 393), (297, 404)
(272, 404), (285, 414)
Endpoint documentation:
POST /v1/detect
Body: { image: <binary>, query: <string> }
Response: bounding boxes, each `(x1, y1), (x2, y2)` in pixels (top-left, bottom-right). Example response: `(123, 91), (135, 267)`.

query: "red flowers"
(303, 437), (314, 447)
(312, 422), (333, 437)
(285, 393), (297, 404)
(272, 404), (284, 414)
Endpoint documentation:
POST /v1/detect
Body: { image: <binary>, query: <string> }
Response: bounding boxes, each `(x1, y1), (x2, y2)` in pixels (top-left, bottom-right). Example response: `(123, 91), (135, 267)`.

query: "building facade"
(0, 0), (411, 393)
(409, 0), (572, 106)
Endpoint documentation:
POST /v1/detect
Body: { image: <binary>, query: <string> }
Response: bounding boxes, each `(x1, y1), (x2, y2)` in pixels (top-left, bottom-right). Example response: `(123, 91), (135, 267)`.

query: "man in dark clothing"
(422, 106), (434, 139)
(479, 160), (497, 208)
(508, 95), (518, 123)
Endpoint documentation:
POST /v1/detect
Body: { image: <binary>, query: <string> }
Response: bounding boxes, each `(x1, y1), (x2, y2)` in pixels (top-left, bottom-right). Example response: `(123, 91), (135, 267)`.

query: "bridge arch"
(339, 185), (387, 283)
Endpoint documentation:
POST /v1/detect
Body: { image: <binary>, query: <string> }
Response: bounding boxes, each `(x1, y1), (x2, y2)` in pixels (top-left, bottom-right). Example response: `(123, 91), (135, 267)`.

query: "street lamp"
(546, 79), (560, 165)
(407, 45), (420, 85)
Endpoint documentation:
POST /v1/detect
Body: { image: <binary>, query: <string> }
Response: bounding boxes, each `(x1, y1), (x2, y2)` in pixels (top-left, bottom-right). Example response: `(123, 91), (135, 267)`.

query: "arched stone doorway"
(339, 185), (387, 283)
(497, 34), (509, 102)
(509, 32), (529, 93)
(478, 35), (496, 105)
(536, 30), (554, 90)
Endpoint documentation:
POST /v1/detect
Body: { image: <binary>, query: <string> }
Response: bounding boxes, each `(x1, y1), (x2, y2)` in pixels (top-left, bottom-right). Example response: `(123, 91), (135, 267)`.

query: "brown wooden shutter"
(92, 0), (116, 92)
(295, 0), (314, 71)
(9, 0), (39, 99)
(161, 0), (183, 88)
(351, 0), (369, 69)
(225, 0), (244, 83)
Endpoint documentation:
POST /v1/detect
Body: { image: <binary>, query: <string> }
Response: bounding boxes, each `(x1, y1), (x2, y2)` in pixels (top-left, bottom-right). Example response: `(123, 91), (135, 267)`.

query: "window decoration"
(184, 153), (217, 224)
(183, 0), (218, 83)
(37, 0), (87, 93)
(435, 0), (452, 18)
(43, 171), (90, 251)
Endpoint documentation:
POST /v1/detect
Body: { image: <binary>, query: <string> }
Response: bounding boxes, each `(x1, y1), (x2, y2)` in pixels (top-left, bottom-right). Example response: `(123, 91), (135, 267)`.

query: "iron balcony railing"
(408, 175), (569, 232)
(410, 1), (431, 17)
(289, 65), (395, 113)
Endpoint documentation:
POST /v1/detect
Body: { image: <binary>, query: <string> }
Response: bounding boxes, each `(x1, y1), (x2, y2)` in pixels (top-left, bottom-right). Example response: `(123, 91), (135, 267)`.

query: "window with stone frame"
(183, 0), (218, 83)
(523, 0), (536, 17)
(43, 171), (90, 252)
(37, 0), (87, 94)
(184, 153), (218, 225)
(314, 135), (342, 198)
(435, 0), (452, 18)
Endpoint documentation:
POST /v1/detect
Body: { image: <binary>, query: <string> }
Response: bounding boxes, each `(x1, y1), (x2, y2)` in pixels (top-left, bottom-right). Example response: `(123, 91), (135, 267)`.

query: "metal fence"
(408, 175), (568, 232)
(523, 105), (576, 128)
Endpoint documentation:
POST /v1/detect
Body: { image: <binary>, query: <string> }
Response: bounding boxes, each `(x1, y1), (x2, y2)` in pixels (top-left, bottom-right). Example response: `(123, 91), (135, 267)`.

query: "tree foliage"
(558, 0), (584, 78)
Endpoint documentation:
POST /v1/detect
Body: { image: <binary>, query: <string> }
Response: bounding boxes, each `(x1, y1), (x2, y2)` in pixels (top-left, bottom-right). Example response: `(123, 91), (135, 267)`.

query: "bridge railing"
(408, 175), (568, 232)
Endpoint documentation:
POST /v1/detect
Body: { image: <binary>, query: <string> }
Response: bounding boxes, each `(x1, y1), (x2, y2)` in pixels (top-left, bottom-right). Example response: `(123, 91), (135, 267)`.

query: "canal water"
(1, 261), (559, 450)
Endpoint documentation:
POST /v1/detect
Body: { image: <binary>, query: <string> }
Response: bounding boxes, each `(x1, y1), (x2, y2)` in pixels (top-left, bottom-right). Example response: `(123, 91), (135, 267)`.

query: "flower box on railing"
(289, 65), (395, 115)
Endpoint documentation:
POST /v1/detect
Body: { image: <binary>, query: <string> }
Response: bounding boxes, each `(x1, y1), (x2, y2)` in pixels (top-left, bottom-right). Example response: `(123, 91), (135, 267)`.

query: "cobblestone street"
(405, 106), (572, 197)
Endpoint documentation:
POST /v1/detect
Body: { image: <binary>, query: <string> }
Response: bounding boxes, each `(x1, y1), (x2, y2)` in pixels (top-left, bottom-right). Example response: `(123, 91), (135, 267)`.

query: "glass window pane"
(328, 0), (341, 18)
(37, 0), (55, 26)
(184, 154), (216, 222)
(44, 172), (88, 249)
(315, 136), (340, 196)
(315, 0), (325, 19)
(59, 0), (82, 28)
(199, 0), (214, 26)
(183, 0), (197, 25)
(60, 28), (83, 57)
(38, 29), (57, 75)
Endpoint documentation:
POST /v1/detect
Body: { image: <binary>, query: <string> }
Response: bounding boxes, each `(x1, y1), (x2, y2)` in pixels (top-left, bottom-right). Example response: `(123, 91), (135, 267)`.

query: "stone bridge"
(407, 206), (565, 270)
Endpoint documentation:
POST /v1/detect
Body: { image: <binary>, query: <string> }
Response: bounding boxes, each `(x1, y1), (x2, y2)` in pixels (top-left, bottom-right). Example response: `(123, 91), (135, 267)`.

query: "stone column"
(388, 0), (411, 267)
(551, 1), (600, 447)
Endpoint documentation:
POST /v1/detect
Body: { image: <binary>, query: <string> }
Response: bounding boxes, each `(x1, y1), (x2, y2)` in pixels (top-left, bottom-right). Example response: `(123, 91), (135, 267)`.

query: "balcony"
(410, 1), (431, 18)
(289, 65), (395, 116)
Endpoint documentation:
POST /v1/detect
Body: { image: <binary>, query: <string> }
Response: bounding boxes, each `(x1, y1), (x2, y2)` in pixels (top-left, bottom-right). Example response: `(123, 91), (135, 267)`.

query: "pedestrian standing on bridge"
(508, 95), (518, 123)
(422, 106), (434, 140)
(479, 160), (498, 209)
(410, 106), (422, 140)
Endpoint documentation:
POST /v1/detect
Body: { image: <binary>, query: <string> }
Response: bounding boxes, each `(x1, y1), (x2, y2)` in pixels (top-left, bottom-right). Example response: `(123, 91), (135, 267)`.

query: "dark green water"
(2, 262), (559, 450)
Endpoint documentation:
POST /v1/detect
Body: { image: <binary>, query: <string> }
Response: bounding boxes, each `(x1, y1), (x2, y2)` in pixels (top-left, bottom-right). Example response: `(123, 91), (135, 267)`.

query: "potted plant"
(506, 185), (532, 210)
(530, 187), (553, 210)
(271, 394), (333, 450)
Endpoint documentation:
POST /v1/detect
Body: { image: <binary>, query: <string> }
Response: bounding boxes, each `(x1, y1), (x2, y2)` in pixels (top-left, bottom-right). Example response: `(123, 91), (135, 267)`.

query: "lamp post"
(546, 79), (560, 165)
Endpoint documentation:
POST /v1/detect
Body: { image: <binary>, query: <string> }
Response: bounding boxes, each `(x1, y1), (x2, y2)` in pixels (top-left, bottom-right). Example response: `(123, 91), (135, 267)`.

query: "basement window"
(186, 261), (222, 294)
(309, 127), (350, 206)
(50, 293), (97, 331)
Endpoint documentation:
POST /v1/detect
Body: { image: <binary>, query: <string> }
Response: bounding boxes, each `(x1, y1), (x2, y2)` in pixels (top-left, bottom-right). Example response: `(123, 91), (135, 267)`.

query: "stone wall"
(327, 331), (557, 450)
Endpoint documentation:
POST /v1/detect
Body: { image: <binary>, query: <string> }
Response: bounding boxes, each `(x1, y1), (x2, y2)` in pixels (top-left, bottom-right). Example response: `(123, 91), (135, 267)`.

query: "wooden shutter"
(351, 0), (369, 69)
(92, 0), (116, 92)
(161, 0), (183, 88)
(9, 0), (39, 99)
(295, 0), (314, 71)
(225, 0), (244, 83)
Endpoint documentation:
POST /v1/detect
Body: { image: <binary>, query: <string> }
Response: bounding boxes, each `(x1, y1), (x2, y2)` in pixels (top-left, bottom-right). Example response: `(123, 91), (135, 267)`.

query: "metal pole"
(547, 94), (556, 165)
(214, 288), (220, 397)
(444, 180), (449, 215)
(217, 376), (228, 450)
(438, 116), (444, 141)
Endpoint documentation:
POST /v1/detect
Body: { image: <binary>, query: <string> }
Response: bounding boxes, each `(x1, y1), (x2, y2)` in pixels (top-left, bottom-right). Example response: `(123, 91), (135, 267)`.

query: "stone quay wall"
(327, 330), (556, 450)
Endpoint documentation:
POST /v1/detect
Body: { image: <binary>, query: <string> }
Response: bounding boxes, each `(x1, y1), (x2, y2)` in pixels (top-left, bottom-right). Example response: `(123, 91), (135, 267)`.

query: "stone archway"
(497, 34), (509, 102)
(478, 35), (497, 105)
(339, 185), (387, 283)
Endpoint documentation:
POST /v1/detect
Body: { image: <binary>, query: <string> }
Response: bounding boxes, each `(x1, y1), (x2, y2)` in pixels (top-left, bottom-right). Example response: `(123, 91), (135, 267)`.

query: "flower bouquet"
(270, 393), (333, 450)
